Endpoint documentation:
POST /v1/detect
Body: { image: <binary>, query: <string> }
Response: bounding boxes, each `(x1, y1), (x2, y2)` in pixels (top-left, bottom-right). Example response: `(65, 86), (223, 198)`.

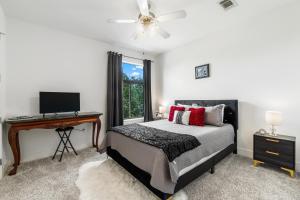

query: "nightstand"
(153, 117), (164, 120)
(253, 132), (296, 177)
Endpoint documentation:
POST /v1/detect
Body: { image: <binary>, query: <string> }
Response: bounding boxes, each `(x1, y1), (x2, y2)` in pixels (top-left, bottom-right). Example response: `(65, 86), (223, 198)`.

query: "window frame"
(122, 60), (144, 122)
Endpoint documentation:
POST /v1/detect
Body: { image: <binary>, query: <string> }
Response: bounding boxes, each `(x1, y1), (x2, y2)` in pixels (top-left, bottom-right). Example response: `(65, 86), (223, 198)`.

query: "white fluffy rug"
(76, 159), (188, 200)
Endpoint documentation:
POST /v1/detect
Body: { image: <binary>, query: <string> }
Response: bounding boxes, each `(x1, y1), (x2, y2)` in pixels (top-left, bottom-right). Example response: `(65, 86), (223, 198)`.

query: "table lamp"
(265, 111), (282, 136)
(159, 106), (166, 118)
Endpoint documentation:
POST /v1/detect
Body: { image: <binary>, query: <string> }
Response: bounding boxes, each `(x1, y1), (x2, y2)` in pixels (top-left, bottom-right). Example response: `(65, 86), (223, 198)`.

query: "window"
(122, 62), (144, 119)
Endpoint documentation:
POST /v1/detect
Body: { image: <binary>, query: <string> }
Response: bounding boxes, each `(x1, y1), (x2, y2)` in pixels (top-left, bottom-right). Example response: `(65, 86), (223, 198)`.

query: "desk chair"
(52, 127), (78, 161)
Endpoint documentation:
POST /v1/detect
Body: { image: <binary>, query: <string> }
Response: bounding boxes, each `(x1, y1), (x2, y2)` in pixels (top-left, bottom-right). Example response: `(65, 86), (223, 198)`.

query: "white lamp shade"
(265, 111), (282, 126)
(159, 106), (166, 114)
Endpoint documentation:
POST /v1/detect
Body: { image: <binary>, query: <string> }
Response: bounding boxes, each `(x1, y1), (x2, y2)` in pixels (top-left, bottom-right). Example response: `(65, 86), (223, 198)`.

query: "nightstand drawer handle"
(265, 150), (280, 156)
(265, 138), (280, 143)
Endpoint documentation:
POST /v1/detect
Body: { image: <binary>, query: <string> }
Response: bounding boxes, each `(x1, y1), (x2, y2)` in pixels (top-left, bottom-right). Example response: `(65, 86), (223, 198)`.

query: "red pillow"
(168, 106), (185, 121)
(188, 107), (205, 126)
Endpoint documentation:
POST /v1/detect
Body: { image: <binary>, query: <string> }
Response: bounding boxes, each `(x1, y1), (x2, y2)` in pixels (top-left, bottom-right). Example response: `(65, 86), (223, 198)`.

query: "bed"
(107, 100), (238, 199)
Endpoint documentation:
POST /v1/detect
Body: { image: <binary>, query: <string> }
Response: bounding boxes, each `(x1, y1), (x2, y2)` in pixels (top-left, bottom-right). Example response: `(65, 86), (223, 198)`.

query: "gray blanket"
(111, 124), (201, 162)
(107, 120), (234, 194)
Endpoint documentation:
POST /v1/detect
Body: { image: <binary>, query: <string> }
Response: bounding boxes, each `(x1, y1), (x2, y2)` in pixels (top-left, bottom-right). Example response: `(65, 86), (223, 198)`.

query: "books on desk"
(7, 116), (35, 121)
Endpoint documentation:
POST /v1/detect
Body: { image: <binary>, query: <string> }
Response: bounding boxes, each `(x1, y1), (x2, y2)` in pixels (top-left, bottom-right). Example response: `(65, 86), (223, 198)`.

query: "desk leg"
(95, 118), (101, 152)
(8, 128), (20, 175)
(92, 122), (96, 148)
(16, 132), (21, 165)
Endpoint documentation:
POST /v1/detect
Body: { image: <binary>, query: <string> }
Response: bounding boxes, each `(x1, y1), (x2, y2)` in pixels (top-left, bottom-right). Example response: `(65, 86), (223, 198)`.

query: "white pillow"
(203, 104), (225, 126)
(190, 104), (226, 126)
(177, 103), (192, 111)
(173, 110), (191, 125)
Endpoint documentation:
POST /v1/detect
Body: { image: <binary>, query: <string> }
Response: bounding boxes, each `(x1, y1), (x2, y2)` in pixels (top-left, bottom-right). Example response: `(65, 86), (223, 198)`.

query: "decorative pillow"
(168, 106), (185, 121)
(204, 104), (225, 126)
(173, 111), (191, 125)
(177, 103), (192, 111)
(188, 107), (205, 126)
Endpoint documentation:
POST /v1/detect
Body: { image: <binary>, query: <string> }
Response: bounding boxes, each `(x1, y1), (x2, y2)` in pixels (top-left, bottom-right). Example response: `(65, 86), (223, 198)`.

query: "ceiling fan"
(107, 0), (187, 39)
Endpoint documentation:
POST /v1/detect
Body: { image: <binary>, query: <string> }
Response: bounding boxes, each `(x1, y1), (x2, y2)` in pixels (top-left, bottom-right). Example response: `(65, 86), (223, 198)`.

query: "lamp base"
(268, 132), (277, 137)
(268, 125), (278, 136)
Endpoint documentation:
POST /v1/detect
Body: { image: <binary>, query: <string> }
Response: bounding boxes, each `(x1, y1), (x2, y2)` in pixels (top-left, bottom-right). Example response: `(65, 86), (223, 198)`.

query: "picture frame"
(195, 64), (210, 79)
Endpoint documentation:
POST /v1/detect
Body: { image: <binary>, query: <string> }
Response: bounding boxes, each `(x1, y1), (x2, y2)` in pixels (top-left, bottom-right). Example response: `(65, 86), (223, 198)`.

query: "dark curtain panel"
(143, 59), (153, 122)
(106, 51), (123, 131)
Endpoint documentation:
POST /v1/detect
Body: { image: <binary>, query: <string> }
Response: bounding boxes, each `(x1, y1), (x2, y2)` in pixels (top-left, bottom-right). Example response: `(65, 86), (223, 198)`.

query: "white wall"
(3, 18), (159, 168)
(158, 1), (300, 171)
(0, 3), (7, 178)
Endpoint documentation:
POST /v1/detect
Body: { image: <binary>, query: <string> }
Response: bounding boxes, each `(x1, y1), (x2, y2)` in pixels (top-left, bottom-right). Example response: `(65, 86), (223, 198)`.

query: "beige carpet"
(0, 148), (299, 200)
(0, 148), (103, 200)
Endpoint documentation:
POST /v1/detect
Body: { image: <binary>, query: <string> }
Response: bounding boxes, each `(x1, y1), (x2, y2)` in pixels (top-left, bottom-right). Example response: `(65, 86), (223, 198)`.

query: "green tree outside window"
(122, 62), (144, 119)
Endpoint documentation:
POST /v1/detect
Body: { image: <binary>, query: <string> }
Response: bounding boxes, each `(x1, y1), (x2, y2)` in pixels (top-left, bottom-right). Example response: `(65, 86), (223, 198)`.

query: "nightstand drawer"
(254, 151), (294, 169)
(255, 148), (294, 162)
(254, 135), (294, 155)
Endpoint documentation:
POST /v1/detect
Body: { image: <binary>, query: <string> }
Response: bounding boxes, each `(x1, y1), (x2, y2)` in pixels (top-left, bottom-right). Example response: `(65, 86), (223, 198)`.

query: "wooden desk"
(5, 112), (102, 176)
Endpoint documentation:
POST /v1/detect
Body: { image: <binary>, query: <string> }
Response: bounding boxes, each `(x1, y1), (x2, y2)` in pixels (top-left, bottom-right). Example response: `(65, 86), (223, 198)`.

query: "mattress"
(107, 119), (234, 194)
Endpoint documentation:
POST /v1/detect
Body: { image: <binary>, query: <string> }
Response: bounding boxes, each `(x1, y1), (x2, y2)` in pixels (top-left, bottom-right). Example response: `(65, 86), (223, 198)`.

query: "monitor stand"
(42, 112), (79, 119)
(42, 113), (58, 118)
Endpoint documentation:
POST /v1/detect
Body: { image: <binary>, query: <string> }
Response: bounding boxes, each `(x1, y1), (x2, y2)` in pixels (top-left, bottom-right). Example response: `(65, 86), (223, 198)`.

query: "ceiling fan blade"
(157, 27), (170, 39)
(107, 19), (137, 24)
(157, 10), (187, 22)
(137, 0), (149, 16)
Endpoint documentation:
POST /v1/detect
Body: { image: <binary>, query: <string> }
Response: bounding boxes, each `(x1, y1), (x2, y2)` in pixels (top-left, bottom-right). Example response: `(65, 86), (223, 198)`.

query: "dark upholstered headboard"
(175, 100), (238, 152)
(174, 100), (238, 130)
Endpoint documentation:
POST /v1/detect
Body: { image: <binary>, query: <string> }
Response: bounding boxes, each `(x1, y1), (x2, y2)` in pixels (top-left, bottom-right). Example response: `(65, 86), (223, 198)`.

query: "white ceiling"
(0, 0), (296, 54)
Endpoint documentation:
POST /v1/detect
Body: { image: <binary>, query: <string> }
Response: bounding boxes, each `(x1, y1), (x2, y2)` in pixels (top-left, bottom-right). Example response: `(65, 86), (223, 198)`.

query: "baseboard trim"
(237, 147), (300, 172)
(3, 160), (12, 176)
(237, 147), (252, 158)
(296, 162), (300, 173)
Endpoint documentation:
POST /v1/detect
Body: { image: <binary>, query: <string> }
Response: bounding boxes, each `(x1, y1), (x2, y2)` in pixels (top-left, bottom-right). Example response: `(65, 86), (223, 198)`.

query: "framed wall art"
(195, 64), (209, 79)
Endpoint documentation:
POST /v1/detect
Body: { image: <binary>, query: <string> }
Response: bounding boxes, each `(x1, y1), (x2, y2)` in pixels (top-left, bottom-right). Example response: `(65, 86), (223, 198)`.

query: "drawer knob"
(265, 150), (280, 156)
(266, 138), (280, 143)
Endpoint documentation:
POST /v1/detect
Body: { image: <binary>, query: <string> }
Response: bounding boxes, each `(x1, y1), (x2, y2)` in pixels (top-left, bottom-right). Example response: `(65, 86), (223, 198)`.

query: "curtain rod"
(123, 55), (154, 63)
(107, 52), (154, 63)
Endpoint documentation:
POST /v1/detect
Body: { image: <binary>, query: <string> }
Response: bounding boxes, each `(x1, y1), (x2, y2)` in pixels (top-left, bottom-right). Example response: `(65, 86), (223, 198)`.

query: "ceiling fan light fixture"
(149, 23), (158, 37)
(108, 0), (187, 39)
(136, 21), (158, 39)
(137, 22), (145, 34)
